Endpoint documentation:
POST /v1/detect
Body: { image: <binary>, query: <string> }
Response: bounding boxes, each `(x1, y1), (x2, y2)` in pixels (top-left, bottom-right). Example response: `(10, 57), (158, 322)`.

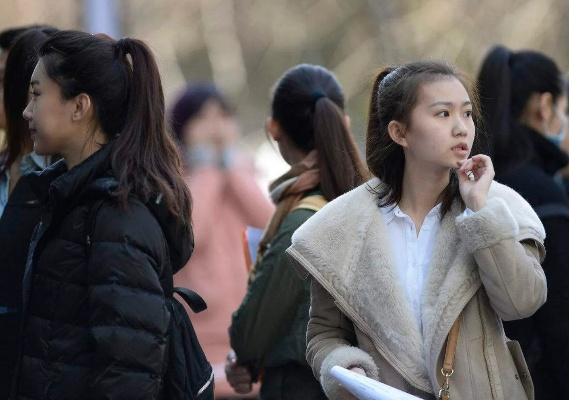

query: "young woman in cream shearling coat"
(286, 61), (546, 400)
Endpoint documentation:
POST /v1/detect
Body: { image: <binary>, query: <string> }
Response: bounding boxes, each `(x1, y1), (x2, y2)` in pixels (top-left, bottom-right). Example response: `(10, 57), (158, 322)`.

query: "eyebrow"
(30, 80), (40, 87)
(429, 101), (472, 108)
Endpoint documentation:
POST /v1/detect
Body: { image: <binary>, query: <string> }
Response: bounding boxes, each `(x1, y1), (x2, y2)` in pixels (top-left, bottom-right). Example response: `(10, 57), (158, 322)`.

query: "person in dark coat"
(12, 30), (193, 400)
(477, 45), (569, 400)
(0, 26), (57, 398)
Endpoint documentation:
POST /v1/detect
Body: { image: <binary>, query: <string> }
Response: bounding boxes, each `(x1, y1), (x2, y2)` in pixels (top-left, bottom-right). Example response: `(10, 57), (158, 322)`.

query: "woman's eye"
(464, 110), (473, 118)
(30, 90), (39, 98)
(437, 110), (449, 117)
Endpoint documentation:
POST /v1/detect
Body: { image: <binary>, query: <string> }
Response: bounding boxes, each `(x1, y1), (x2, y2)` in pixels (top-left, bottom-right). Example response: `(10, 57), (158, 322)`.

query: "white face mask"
(543, 105), (568, 147)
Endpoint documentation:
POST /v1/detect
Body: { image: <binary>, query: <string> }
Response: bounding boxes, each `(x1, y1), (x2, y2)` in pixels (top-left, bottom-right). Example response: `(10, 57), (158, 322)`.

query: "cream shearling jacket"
(286, 178), (547, 400)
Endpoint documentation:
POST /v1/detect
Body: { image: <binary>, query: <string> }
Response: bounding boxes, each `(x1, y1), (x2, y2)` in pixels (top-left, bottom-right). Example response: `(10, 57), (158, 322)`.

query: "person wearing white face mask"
(544, 103), (569, 147)
(478, 45), (569, 400)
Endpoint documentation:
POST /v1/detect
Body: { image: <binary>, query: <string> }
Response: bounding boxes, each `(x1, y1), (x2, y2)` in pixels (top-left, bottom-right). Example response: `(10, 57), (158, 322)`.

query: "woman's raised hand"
(455, 154), (495, 211)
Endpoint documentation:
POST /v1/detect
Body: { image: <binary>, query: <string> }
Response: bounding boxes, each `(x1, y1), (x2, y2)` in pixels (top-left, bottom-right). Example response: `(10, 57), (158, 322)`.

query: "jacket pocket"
(506, 340), (534, 400)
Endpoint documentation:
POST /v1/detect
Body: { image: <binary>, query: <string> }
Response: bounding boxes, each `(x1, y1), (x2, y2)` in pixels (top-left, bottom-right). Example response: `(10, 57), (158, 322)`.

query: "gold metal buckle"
(438, 368), (453, 400)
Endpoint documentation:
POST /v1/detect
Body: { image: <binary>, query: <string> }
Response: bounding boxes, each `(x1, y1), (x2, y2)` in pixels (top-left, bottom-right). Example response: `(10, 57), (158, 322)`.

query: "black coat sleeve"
(86, 201), (170, 400)
(533, 216), (569, 387)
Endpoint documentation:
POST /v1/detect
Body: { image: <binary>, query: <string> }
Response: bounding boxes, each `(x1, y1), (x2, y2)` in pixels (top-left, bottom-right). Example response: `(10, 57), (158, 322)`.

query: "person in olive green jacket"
(226, 64), (368, 400)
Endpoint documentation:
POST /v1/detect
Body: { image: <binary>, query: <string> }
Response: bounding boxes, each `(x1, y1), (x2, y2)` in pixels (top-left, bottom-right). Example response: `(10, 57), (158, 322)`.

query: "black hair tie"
(310, 89), (326, 103)
(115, 37), (131, 54)
(310, 90), (326, 111)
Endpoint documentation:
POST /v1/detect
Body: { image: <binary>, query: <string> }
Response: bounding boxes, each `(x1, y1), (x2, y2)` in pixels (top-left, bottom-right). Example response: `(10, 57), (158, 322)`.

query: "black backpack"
(85, 198), (214, 399)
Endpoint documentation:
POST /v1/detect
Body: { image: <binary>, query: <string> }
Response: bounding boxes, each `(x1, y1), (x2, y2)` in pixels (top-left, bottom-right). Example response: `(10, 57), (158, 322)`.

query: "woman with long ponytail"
(15, 30), (193, 399)
(227, 64), (367, 399)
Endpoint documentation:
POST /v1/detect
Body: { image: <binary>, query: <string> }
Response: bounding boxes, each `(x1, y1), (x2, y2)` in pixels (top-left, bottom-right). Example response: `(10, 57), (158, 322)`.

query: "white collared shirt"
(380, 203), (442, 331)
(379, 203), (474, 331)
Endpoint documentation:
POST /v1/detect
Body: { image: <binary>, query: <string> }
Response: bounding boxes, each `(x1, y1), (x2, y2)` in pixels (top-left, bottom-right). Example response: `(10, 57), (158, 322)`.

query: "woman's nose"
(22, 100), (32, 121)
(452, 116), (468, 136)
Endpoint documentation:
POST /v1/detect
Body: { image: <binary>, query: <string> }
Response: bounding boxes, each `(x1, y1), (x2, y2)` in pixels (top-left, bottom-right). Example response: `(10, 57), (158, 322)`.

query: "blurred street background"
(2, 0), (568, 182)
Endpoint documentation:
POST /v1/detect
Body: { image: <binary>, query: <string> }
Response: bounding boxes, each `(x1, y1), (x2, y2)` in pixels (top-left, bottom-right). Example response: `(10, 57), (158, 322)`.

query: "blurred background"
(2, 0), (569, 182)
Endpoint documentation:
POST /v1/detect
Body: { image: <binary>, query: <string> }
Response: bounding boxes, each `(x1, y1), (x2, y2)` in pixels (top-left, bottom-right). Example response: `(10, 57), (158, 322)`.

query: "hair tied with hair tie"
(310, 89), (326, 104)
(115, 37), (134, 73)
(116, 37), (131, 54)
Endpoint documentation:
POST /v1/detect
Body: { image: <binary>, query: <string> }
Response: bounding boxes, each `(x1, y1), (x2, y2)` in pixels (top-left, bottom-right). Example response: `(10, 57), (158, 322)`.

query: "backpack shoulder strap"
(292, 194), (328, 213)
(173, 287), (207, 313)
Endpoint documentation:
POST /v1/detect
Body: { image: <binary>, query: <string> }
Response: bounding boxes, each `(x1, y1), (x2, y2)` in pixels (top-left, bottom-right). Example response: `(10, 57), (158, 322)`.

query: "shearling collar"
(287, 177), (545, 392)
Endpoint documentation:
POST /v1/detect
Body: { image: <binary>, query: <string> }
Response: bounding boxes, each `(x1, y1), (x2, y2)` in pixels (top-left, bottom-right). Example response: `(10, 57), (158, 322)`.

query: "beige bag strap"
(439, 314), (462, 400)
(292, 194), (328, 213)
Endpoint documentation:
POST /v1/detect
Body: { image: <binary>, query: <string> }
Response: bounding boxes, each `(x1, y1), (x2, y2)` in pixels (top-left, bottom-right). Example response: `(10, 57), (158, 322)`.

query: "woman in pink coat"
(170, 83), (274, 398)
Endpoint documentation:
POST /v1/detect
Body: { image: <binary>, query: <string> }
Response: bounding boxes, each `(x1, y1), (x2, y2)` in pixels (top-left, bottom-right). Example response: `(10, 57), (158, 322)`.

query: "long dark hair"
(0, 24), (53, 50)
(477, 45), (566, 175)
(271, 64), (367, 200)
(366, 60), (484, 217)
(0, 26), (57, 174)
(38, 30), (191, 228)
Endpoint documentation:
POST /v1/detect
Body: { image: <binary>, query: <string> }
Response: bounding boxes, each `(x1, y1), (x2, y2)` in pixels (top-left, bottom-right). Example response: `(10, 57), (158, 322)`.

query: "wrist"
(467, 197), (487, 212)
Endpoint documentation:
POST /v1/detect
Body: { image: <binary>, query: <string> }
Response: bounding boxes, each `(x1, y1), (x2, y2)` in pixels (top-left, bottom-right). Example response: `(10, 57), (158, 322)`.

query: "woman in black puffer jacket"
(12, 30), (193, 400)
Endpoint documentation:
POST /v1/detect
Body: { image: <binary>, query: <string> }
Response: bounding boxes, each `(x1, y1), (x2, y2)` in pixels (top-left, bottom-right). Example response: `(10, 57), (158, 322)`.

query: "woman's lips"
(452, 144), (468, 157)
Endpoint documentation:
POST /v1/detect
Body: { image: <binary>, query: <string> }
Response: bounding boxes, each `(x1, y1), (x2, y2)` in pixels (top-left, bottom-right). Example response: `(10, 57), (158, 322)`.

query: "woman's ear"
(538, 92), (554, 122)
(267, 117), (282, 142)
(388, 120), (407, 147)
(71, 93), (94, 122)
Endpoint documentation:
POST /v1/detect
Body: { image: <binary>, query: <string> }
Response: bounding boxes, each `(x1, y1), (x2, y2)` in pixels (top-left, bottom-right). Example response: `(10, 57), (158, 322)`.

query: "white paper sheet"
(330, 366), (423, 400)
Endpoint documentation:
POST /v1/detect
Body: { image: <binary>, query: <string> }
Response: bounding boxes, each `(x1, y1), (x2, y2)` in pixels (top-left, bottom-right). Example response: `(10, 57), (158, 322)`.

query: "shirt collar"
(21, 151), (50, 173)
(379, 202), (442, 224)
(379, 204), (397, 224)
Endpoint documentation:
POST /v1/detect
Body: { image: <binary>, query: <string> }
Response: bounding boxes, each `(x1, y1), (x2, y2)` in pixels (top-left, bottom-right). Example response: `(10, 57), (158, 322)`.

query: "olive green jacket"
(230, 206), (315, 372)
(230, 191), (328, 399)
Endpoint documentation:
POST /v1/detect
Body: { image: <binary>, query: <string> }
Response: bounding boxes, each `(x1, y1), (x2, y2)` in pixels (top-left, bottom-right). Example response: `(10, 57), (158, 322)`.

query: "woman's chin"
(33, 144), (52, 157)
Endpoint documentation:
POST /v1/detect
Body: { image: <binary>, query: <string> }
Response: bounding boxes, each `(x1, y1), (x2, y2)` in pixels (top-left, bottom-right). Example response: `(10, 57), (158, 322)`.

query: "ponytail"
(477, 46), (514, 170)
(110, 38), (191, 226)
(366, 67), (404, 200)
(313, 97), (367, 200)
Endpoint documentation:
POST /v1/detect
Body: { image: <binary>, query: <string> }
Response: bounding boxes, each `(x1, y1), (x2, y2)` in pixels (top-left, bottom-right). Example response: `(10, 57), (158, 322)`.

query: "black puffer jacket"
(0, 172), (43, 399)
(13, 143), (193, 400)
